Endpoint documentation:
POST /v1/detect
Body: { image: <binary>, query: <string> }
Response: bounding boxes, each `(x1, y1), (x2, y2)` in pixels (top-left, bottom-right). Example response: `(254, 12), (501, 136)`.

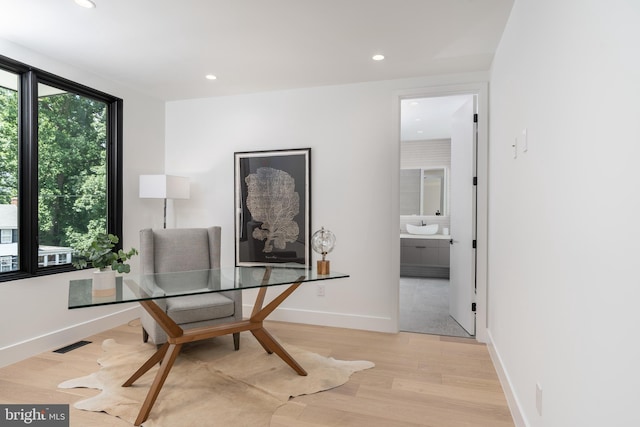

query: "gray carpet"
(399, 277), (473, 338)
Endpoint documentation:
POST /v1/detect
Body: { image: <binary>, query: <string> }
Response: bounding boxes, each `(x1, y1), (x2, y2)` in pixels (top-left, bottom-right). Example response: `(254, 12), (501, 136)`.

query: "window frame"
(0, 54), (123, 282)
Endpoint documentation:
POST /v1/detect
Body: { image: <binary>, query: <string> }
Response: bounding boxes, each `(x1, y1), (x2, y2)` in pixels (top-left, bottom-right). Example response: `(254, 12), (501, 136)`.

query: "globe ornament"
(311, 227), (336, 275)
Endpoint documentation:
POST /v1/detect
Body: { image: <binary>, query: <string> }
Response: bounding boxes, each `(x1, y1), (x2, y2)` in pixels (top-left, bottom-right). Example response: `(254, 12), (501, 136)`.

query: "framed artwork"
(234, 148), (311, 267)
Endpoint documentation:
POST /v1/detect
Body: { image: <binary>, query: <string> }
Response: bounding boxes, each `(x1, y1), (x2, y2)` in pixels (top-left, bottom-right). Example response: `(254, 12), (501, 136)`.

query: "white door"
(449, 97), (476, 335)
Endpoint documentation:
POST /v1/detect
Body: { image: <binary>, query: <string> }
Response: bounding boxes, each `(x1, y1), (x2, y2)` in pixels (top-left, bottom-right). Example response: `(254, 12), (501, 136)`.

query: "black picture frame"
(234, 148), (311, 267)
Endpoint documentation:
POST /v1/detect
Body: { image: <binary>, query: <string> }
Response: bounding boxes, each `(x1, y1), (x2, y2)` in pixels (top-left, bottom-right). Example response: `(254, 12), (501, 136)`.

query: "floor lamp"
(139, 175), (190, 228)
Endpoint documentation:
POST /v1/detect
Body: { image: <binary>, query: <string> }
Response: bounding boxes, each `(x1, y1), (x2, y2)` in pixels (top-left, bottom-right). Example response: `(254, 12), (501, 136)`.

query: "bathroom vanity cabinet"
(400, 236), (450, 278)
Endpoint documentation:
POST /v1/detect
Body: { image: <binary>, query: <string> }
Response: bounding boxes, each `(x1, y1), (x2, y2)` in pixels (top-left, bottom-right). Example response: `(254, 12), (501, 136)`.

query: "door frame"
(392, 82), (489, 343)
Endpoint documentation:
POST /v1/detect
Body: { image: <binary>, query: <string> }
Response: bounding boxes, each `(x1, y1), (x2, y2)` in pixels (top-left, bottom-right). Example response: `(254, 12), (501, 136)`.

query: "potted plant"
(72, 233), (138, 296)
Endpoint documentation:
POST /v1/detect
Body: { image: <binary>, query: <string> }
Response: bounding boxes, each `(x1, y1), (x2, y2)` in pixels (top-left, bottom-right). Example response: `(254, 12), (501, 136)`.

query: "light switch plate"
(522, 128), (528, 152)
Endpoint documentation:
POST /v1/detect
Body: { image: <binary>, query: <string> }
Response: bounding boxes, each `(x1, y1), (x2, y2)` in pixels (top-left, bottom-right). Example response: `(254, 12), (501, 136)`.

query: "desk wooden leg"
(248, 278), (307, 376)
(134, 343), (183, 426)
(127, 300), (185, 426)
(122, 342), (169, 387)
(251, 287), (273, 354)
(251, 327), (307, 376)
(254, 335), (274, 354)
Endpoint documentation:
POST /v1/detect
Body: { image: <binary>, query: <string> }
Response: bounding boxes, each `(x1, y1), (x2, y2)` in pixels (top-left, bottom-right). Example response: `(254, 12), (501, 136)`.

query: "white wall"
(165, 73), (488, 332)
(488, 1), (640, 426)
(0, 39), (165, 367)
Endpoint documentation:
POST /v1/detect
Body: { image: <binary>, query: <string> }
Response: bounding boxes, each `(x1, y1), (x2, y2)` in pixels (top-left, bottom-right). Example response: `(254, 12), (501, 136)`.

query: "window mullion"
(18, 70), (39, 275)
(107, 99), (123, 249)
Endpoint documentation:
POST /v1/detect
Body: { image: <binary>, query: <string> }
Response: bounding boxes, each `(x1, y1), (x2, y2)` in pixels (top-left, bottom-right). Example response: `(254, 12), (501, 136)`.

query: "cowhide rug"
(58, 335), (373, 426)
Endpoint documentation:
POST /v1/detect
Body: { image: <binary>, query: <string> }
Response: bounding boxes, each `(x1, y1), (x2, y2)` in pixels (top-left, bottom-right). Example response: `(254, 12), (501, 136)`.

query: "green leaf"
(71, 232), (137, 273)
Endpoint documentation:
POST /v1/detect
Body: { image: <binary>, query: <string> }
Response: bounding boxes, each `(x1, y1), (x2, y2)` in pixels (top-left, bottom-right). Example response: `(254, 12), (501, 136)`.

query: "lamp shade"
(139, 175), (190, 199)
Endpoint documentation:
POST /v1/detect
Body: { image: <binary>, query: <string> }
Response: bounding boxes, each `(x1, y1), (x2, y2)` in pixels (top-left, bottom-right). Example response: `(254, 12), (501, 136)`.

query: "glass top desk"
(68, 266), (348, 426)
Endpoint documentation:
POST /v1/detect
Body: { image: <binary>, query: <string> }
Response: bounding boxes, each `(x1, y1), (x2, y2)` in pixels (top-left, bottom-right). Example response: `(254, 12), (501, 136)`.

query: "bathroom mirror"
(400, 167), (448, 216)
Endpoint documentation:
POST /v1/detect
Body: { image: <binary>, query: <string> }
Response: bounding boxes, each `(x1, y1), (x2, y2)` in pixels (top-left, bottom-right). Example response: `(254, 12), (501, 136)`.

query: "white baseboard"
(0, 306), (140, 368)
(242, 305), (397, 333)
(486, 329), (528, 427)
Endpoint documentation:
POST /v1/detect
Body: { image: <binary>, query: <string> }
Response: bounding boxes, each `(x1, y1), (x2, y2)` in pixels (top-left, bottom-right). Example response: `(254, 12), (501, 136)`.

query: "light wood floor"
(0, 320), (514, 427)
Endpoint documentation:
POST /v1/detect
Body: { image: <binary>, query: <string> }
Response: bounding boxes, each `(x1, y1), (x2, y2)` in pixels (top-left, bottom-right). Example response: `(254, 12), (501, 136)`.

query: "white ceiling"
(0, 0), (513, 102)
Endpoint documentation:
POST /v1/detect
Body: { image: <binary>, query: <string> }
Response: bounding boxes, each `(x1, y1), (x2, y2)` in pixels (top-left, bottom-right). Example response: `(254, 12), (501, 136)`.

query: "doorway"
(399, 94), (477, 338)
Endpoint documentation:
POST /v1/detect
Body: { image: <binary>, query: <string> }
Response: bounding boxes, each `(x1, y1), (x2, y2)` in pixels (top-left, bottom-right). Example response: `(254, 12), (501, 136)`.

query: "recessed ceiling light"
(415, 118), (422, 121)
(74, 0), (96, 8)
(417, 130), (424, 134)
(205, 74), (217, 80)
(372, 54), (385, 61)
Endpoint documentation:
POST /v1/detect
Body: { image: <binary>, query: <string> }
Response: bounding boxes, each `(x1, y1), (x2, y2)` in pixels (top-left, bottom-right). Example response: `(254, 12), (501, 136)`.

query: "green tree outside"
(0, 85), (107, 255)
(0, 87), (18, 204)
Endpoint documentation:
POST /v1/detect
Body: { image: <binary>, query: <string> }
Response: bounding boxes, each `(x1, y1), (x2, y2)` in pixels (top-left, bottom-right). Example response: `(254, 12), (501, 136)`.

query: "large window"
(0, 56), (123, 281)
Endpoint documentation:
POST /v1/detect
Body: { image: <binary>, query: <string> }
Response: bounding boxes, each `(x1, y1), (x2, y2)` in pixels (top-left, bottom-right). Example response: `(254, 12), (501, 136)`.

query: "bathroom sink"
(406, 223), (439, 235)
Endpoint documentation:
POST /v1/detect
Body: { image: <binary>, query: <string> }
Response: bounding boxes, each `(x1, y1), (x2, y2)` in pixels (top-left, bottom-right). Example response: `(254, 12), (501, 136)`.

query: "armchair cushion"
(167, 293), (235, 324)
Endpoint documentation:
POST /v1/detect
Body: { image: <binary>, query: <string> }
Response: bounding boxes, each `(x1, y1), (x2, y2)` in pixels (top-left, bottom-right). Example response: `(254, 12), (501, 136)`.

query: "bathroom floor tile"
(399, 277), (473, 338)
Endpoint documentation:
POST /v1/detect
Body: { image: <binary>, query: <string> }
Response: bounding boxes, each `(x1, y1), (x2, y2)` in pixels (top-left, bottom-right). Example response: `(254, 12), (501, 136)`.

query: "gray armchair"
(139, 227), (242, 350)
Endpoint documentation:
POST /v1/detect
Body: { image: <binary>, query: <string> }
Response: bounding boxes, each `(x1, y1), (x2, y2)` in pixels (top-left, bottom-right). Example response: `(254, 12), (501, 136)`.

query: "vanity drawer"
(400, 237), (450, 278)
(401, 245), (438, 264)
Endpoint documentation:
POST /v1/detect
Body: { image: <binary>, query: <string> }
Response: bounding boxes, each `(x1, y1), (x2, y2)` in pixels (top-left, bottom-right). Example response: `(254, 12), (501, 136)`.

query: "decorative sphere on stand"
(311, 227), (335, 274)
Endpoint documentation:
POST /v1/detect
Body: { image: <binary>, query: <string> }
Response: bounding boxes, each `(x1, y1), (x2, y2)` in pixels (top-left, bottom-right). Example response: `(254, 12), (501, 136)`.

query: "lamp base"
(317, 260), (330, 275)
